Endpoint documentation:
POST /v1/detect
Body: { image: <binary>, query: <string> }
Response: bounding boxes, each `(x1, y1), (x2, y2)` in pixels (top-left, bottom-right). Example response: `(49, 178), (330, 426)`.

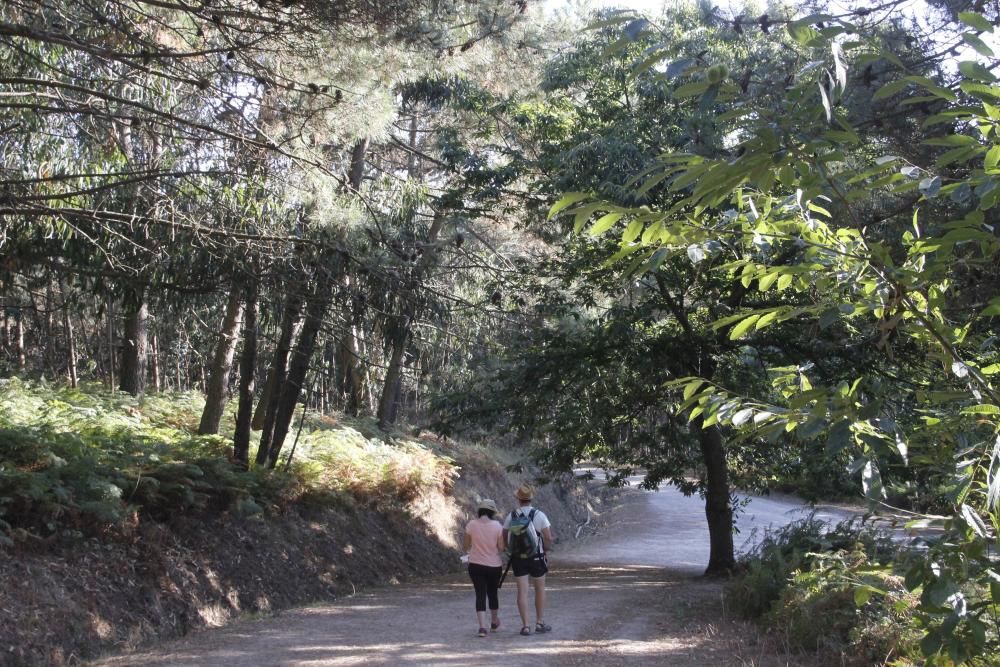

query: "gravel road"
(92, 486), (858, 666)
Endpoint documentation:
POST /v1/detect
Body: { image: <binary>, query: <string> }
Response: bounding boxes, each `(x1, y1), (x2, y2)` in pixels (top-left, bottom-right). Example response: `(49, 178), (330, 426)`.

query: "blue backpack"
(507, 508), (540, 560)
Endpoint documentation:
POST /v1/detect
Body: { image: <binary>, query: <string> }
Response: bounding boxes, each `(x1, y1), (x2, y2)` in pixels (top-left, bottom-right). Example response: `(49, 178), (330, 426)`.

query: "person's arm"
(541, 527), (554, 552)
(463, 530), (472, 552)
(496, 528), (505, 554)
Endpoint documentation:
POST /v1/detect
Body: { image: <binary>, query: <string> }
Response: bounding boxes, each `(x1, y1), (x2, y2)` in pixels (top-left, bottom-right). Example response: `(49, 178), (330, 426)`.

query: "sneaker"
(535, 622), (552, 633)
(490, 619), (501, 632)
(478, 627), (488, 638)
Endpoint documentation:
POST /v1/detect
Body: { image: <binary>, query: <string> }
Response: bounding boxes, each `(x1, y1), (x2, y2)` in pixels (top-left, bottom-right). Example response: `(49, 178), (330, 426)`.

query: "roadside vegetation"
(0, 378), (455, 547)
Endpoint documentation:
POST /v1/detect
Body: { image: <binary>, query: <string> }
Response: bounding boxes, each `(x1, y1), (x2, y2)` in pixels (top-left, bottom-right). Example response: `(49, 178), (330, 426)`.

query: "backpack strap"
(527, 509), (541, 552)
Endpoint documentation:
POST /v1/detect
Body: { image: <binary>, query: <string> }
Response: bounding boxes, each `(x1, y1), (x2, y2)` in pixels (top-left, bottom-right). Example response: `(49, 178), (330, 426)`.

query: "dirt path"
(92, 488), (856, 666)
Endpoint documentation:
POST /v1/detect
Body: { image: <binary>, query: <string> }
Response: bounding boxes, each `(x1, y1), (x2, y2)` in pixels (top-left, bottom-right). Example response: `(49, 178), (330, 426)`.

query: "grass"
(0, 377), (457, 546)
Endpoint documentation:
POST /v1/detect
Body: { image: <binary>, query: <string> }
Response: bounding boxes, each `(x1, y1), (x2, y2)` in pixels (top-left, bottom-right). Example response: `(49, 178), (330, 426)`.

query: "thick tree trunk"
(119, 291), (147, 395)
(233, 283), (259, 466)
(198, 288), (244, 435)
(254, 293), (302, 465)
(266, 292), (329, 467)
(377, 323), (408, 429)
(696, 420), (735, 576)
(338, 312), (369, 415)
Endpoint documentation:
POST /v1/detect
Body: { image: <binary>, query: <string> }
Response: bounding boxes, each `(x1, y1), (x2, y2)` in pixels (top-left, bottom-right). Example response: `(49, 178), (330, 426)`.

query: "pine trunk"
(233, 283), (259, 466)
(266, 291), (329, 467)
(14, 312), (25, 371)
(198, 288), (245, 435)
(377, 324), (407, 429)
(62, 291), (78, 388)
(254, 293), (302, 464)
(150, 333), (161, 392)
(119, 291), (147, 395)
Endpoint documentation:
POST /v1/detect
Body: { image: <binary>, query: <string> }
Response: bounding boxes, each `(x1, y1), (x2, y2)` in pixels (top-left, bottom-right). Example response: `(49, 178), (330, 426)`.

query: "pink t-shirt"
(465, 518), (503, 567)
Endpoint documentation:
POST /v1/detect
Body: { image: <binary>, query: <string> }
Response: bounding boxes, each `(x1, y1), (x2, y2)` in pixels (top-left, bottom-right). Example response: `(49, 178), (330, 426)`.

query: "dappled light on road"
(97, 487), (852, 666)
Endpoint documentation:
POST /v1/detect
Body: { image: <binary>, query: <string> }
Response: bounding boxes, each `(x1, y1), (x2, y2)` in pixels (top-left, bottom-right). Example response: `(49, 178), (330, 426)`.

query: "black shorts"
(511, 554), (548, 578)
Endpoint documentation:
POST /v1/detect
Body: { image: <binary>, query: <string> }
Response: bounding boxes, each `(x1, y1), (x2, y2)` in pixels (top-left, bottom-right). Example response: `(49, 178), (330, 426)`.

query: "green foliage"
(0, 379), (457, 545)
(549, 2), (1000, 659)
(729, 516), (922, 665)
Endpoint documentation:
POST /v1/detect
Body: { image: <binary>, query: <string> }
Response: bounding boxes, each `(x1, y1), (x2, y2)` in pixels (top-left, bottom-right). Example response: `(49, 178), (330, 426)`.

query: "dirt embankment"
(0, 444), (607, 667)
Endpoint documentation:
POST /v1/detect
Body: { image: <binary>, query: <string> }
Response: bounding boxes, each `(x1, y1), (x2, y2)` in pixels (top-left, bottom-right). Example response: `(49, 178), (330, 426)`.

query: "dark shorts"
(511, 554), (548, 578)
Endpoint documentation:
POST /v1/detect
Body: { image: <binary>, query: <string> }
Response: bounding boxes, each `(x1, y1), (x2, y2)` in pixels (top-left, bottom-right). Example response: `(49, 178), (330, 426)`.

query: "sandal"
(490, 619), (501, 632)
(520, 626), (531, 636)
(478, 627), (488, 638)
(535, 622), (552, 633)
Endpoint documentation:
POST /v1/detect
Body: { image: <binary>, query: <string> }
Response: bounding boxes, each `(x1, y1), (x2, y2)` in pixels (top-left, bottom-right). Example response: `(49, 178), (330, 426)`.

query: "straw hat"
(515, 483), (534, 501)
(478, 498), (499, 514)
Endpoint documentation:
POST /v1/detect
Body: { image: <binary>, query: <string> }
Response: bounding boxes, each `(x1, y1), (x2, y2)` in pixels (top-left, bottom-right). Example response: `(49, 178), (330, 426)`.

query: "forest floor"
(90, 484), (861, 666)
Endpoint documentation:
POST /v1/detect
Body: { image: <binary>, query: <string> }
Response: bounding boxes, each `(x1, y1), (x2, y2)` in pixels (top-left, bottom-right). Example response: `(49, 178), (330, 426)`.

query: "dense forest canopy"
(2, 0), (1000, 662)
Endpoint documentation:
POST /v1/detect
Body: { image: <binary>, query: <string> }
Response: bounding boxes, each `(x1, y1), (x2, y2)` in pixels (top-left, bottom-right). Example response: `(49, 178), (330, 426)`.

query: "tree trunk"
(62, 285), (78, 388)
(337, 291), (369, 416)
(266, 291), (329, 467)
(376, 212), (445, 428)
(107, 296), (116, 387)
(198, 288), (245, 435)
(44, 282), (54, 378)
(254, 293), (302, 464)
(14, 311), (25, 371)
(377, 323), (408, 429)
(696, 420), (735, 576)
(119, 291), (147, 395)
(150, 333), (161, 392)
(233, 283), (259, 466)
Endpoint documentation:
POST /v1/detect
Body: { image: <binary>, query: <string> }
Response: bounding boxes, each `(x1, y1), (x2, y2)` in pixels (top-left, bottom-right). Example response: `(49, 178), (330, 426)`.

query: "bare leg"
(477, 610), (487, 630)
(515, 575), (531, 629)
(532, 575), (546, 624)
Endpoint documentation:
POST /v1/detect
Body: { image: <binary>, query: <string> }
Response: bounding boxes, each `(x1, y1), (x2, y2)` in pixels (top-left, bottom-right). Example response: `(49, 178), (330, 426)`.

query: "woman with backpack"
(463, 498), (505, 637)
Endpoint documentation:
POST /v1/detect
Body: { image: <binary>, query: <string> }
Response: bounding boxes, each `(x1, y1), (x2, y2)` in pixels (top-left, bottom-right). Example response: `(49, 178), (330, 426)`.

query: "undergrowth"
(0, 378), (456, 547)
(726, 516), (999, 666)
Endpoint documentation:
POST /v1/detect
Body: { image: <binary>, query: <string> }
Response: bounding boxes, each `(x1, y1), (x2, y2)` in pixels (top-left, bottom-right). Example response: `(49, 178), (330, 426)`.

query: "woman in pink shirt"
(463, 498), (505, 637)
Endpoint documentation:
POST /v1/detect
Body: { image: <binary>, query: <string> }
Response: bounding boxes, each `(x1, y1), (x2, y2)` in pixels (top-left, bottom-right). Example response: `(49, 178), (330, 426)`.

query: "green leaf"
(987, 145), (1000, 170)
(588, 212), (622, 236)
(983, 299), (1000, 316)
(862, 459), (885, 500)
(683, 380), (706, 401)
(958, 12), (993, 32)
(959, 60), (997, 82)
(963, 32), (995, 58)
(758, 272), (779, 292)
(731, 408), (754, 426)
(622, 220), (643, 243)
(873, 79), (909, 100)
(961, 403), (1000, 415)
(729, 314), (761, 340)
(818, 81), (832, 122)
(673, 81), (710, 99)
(919, 176), (942, 198)
(923, 134), (978, 146)
(549, 193), (591, 220)
(573, 203), (603, 233)
(788, 23), (821, 46)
